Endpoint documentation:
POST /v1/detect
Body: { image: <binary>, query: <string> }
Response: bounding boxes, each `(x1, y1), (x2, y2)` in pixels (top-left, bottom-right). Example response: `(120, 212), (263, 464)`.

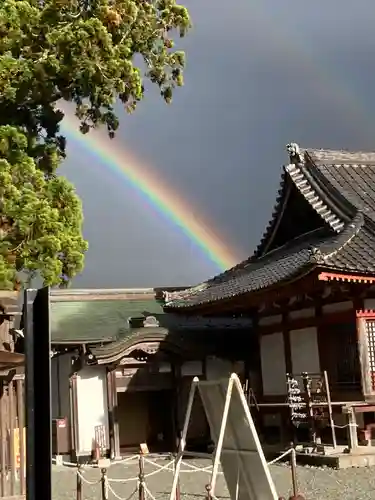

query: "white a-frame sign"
(170, 373), (278, 500)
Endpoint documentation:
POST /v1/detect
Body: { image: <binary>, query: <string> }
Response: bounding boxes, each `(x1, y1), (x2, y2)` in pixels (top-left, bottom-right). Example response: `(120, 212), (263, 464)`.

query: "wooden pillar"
(315, 298), (326, 372)
(106, 370), (115, 459)
(281, 309), (292, 445)
(108, 370), (120, 459)
(282, 310), (292, 374)
(252, 313), (263, 400)
(345, 407), (358, 451)
(253, 312), (264, 440)
(69, 375), (79, 462)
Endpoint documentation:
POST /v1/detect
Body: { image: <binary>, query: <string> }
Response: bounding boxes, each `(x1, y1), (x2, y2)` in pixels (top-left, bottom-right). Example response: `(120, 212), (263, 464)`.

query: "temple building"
(50, 144), (375, 459)
(164, 144), (375, 446)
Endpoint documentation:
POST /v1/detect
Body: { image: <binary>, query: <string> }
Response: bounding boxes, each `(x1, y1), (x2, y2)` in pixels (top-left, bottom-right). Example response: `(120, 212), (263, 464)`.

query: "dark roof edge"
(51, 288), (156, 296)
(311, 212), (364, 265)
(303, 150), (358, 222)
(165, 264), (317, 311)
(166, 214), (367, 311)
(253, 170), (291, 258)
(51, 337), (115, 346)
(90, 328), (175, 364)
(50, 287), (191, 303)
(285, 149), (345, 232)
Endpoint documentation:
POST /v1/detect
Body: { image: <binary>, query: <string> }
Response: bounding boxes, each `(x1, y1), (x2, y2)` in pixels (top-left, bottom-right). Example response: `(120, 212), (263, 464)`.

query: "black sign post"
(24, 287), (52, 500)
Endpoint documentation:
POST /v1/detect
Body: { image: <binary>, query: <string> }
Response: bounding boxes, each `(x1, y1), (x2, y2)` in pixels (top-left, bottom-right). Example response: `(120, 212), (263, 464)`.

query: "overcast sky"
(61, 0), (375, 289)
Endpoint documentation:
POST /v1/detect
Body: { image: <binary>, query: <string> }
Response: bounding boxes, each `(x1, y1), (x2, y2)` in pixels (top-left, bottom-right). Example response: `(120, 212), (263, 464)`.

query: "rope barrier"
(143, 458), (175, 472)
(107, 482), (139, 500)
(107, 475), (140, 484)
(143, 483), (159, 500)
(178, 461), (213, 472)
(71, 453), (226, 500)
(64, 447), (304, 500)
(333, 423), (358, 428)
(267, 448), (293, 466)
(143, 460), (176, 478)
(114, 455), (141, 464)
(54, 448), (306, 500)
(76, 469), (101, 485)
(143, 457), (216, 474)
(52, 457), (100, 468)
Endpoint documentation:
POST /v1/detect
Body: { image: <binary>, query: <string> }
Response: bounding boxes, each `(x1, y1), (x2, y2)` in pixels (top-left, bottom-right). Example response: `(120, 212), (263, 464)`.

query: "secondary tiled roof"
(50, 288), (254, 345)
(165, 144), (375, 309)
(50, 289), (165, 343)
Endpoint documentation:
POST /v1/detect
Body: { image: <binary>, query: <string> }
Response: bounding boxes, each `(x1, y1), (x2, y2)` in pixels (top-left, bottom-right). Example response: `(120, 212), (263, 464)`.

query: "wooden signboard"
(286, 371), (336, 448)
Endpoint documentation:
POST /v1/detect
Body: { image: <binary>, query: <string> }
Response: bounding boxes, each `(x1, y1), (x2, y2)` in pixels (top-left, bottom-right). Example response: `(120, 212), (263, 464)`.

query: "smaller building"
(50, 288), (250, 460)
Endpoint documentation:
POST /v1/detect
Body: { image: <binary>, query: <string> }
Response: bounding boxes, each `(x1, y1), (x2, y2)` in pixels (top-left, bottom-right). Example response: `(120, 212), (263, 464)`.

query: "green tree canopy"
(0, 0), (190, 288)
(0, 126), (87, 288)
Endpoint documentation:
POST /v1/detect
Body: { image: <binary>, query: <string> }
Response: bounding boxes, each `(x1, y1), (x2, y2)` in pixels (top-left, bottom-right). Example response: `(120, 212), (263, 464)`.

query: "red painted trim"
(319, 272), (375, 284)
(356, 310), (375, 319)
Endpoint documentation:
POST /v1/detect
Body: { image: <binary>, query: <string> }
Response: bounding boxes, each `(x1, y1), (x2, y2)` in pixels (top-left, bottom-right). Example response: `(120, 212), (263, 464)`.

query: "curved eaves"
(286, 161), (345, 232)
(310, 212), (364, 265)
(89, 327), (191, 364)
(252, 170), (291, 258)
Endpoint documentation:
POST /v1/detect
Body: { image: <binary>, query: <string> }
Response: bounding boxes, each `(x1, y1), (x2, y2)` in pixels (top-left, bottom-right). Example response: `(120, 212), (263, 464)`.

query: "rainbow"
(58, 5), (373, 275)
(60, 110), (241, 272)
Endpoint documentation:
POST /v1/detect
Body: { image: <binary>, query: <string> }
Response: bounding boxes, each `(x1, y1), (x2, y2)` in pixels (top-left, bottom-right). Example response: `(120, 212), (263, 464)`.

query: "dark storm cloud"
(61, 0), (375, 288)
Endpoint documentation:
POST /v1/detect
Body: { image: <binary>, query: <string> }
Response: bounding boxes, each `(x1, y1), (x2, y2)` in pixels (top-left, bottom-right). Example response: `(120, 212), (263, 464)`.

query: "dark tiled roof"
(89, 327), (170, 363)
(165, 144), (375, 309)
(304, 149), (375, 222)
(89, 326), (252, 364)
(50, 289), (165, 343)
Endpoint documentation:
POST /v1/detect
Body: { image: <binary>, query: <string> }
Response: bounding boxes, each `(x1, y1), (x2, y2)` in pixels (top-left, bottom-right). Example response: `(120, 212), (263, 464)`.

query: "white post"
(209, 377), (234, 496)
(169, 377), (199, 500)
(347, 407), (358, 452)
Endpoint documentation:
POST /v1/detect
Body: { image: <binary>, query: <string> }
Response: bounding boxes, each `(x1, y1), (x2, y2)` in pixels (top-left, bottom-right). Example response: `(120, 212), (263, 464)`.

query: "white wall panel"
(76, 366), (109, 455)
(260, 332), (286, 395)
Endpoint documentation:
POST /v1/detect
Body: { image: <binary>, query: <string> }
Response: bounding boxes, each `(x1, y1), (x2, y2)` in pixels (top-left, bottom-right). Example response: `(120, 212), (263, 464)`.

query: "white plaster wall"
(290, 327), (320, 375)
(260, 332), (286, 395)
(76, 366), (109, 455)
(51, 353), (72, 419)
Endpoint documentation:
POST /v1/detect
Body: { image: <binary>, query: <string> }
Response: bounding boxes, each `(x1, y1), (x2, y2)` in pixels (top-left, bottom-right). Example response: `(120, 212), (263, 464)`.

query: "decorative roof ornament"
(286, 143), (303, 163)
(143, 316), (160, 327)
(163, 284), (208, 305)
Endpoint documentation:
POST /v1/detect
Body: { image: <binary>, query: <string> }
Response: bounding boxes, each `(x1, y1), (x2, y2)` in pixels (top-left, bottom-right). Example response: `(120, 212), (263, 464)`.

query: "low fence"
(0, 375), (25, 499)
(52, 448), (302, 500)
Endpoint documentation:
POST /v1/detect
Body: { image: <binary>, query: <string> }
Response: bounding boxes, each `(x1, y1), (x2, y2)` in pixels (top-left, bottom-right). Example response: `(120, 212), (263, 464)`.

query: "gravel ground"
(51, 457), (375, 500)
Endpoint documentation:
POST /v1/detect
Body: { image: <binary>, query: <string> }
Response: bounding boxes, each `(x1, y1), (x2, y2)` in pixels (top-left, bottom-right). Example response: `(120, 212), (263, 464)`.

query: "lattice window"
(365, 320), (375, 390)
